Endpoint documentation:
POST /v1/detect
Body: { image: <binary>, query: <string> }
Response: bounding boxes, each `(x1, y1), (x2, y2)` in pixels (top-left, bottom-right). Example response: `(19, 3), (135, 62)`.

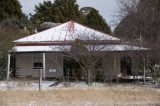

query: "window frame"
(33, 53), (43, 69)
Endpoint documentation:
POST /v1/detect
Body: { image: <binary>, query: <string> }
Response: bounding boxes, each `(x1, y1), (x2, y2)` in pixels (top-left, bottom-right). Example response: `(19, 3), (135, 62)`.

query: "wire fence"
(1, 101), (160, 106)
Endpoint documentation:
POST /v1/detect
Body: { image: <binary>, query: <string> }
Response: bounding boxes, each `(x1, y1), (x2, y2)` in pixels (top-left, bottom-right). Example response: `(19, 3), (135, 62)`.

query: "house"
(7, 21), (148, 80)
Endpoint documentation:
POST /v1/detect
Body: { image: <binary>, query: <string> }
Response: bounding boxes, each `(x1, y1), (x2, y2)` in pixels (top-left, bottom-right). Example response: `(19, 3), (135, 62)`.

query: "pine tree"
(31, 0), (80, 26)
(54, 0), (80, 21)
(81, 7), (112, 34)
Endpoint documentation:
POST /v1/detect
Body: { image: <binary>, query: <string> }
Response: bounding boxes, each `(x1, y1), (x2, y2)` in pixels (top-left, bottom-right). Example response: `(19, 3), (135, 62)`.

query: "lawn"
(0, 81), (160, 106)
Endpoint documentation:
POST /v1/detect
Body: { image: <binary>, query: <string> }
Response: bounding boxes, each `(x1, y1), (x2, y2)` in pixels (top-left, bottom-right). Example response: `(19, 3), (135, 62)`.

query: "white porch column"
(7, 53), (11, 80)
(43, 53), (46, 79)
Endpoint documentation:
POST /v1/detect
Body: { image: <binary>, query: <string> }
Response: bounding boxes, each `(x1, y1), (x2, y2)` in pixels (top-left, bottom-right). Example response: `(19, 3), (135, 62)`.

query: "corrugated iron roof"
(12, 45), (149, 53)
(14, 21), (120, 43)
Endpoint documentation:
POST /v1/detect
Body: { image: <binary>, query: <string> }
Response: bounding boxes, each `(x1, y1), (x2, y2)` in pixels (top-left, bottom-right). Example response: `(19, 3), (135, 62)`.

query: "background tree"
(30, 0), (112, 34)
(114, 0), (160, 83)
(54, 0), (80, 21)
(80, 7), (112, 34)
(0, 0), (24, 21)
(0, 24), (28, 79)
(30, 0), (80, 26)
(114, 0), (160, 47)
(0, 0), (29, 79)
(114, 0), (160, 58)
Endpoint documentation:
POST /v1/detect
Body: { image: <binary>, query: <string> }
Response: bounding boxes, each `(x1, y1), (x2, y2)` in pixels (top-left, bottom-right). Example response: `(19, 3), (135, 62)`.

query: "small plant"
(0, 67), (6, 80)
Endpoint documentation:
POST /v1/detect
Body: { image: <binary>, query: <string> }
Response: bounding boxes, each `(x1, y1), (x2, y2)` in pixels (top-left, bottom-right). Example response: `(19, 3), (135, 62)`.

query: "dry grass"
(0, 87), (159, 106)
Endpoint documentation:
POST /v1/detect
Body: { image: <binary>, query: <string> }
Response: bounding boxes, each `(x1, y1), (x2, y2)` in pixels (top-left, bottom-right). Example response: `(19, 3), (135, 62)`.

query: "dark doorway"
(121, 57), (132, 75)
(63, 58), (82, 80)
(63, 59), (72, 78)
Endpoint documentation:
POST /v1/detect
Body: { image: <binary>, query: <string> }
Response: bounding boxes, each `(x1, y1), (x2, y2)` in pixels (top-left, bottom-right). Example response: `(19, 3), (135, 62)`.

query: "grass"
(0, 87), (159, 106)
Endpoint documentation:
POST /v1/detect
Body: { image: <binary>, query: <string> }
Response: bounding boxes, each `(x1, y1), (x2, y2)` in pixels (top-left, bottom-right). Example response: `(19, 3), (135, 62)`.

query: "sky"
(19, 0), (119, 30)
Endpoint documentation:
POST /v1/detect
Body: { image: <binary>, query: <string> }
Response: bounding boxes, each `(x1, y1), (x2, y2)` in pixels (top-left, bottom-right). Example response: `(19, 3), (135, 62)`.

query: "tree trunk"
(87, 69), (93, 86)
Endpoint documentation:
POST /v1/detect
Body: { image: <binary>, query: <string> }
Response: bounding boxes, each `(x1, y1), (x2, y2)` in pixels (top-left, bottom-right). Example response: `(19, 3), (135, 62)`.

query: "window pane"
(38, 63), (43, 67)
(33, 53), (43, 68)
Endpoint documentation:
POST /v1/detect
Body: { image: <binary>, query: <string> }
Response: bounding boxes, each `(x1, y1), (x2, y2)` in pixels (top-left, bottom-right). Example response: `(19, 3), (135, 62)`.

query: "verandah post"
(114, 54), (117, 84)
(7, 53), (11, 80)
(143, 58), (146, 84)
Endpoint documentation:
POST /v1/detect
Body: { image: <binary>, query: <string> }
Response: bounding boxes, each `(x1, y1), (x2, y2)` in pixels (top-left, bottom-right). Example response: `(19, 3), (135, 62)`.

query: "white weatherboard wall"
(91, 54), (121, 80)
(16, 53), (121, 79)
(16, 53), (122, 78)
(45, 53), (63, 78)
(103, 54), (120, 77)
(16, 53), (63, 78)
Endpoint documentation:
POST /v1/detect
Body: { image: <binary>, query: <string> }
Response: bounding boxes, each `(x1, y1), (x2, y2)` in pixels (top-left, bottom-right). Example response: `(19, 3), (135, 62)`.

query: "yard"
(0, 80), (160, 106)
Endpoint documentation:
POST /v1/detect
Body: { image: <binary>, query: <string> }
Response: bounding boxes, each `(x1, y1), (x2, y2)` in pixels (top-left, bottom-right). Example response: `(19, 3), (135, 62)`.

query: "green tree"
(30, 0), (80, 26)
(0, 0), (29, 79)
(0, 0), (24, 21)
(0, 26), (28, 79)
(81, 7), (112, 34)
(54, 0), (80, 21)
(30, 0), (112, 34)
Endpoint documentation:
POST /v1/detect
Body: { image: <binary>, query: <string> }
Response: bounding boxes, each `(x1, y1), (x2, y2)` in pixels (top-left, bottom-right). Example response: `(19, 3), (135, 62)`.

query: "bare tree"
(114, 0), (160, 84)
(56, 30), (118, 86)
(115, 0), (160, 45)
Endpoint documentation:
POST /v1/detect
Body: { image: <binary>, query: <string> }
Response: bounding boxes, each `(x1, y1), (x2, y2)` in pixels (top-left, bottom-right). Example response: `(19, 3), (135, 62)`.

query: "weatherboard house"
(7, 21), (148, 80)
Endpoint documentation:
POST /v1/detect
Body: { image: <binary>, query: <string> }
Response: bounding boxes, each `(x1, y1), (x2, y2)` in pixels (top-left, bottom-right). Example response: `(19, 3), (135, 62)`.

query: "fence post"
(143, 58), (146, 84)
(39, 69), (42, 91)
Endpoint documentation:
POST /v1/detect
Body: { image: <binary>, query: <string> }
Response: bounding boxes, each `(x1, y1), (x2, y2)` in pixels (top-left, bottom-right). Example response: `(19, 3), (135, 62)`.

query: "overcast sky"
(19, 0), (119, 29)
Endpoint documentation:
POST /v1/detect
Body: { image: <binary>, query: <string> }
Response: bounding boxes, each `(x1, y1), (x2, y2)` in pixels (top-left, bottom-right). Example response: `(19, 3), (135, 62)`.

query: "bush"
(0, 67), (6, 80)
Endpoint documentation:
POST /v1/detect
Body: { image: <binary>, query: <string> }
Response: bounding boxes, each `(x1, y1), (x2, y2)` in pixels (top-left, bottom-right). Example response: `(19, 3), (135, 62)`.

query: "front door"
(63, 59), (72, 78)
(121, 57), (132, 75)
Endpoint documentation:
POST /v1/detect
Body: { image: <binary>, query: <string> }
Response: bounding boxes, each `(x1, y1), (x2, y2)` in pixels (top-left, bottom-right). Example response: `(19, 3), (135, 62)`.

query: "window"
(33, 53), (43, 68)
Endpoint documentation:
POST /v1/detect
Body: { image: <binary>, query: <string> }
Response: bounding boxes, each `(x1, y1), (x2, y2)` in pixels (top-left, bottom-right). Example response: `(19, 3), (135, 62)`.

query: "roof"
(85, 45), (149, 52)
(11, 21), (149, 53)
(14, 21), (120, 43)
(12, 45), (71, 53)
(12, 45), (148, 53)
